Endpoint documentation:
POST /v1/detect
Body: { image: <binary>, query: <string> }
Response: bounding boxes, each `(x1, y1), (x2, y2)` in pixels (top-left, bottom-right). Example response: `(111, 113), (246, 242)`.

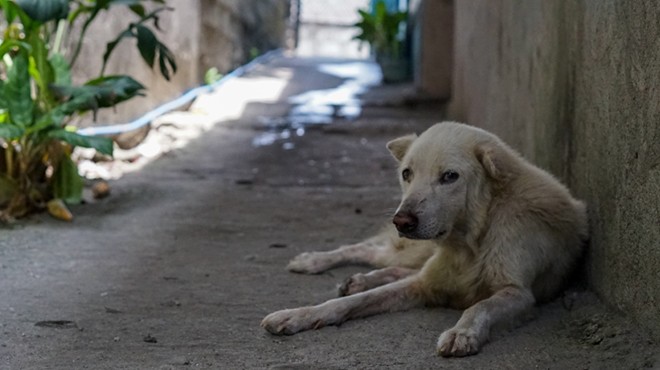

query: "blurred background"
(74, 0), (443, 124)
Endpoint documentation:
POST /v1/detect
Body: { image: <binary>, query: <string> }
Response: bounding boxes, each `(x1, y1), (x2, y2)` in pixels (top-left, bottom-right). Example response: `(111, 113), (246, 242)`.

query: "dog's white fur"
(262, 122), (588, 357)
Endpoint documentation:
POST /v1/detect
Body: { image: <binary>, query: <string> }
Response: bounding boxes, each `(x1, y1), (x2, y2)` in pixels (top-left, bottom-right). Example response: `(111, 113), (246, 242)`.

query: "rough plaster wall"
(200, 0), (289, 74)
(409, 0), (453, 100)
(450, 0), (573, 177)
(450, 0), (660, 336)
(70, 0), (202, 124)
(570, 1), (660, 336)
(199, 0), (242, 74)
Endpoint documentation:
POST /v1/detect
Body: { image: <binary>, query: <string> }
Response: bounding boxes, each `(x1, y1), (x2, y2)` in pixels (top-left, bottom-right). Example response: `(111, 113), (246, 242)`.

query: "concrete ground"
(0, 56), (658, 370)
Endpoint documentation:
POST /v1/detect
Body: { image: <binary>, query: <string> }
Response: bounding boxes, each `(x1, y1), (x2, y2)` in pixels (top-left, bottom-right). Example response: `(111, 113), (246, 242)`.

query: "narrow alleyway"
(0, 56), (657, 369)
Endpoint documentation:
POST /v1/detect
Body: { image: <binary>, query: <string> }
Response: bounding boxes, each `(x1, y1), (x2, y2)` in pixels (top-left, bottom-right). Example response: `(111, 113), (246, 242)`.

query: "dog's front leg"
(437, 286), (534, 357)
(262, 276), (423, 335)
(286, 233), (396, 274)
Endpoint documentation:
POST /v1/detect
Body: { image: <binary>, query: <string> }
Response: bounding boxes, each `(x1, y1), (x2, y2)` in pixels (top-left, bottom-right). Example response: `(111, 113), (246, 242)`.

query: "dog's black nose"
(393, 211), (418, 234)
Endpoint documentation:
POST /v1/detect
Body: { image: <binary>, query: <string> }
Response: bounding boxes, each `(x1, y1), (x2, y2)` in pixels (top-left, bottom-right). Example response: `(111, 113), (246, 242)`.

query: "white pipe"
(77, 49), (284, 137)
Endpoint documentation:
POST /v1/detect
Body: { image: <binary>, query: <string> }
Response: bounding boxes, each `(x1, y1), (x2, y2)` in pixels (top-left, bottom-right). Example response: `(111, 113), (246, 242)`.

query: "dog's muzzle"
(393, 211), (418, 234)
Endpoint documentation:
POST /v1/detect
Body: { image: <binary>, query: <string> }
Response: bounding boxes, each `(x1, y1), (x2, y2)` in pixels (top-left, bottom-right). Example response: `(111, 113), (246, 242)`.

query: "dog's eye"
(440, 170), (459, 184)
(402, 168), (412, 181)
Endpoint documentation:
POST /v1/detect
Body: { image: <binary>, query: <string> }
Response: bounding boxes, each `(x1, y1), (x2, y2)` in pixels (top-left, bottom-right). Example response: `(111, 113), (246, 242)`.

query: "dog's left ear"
(475, 142), (509, 182)
(387, 134), (417, 162)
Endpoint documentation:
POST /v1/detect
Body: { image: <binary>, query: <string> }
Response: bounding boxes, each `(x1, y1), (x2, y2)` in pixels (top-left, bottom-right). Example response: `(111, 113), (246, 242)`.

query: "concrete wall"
(199, 0), (290, 73)
(449, 0), (660, 336)
(409, 0), (453, 99)
(70, 0), (290, 124)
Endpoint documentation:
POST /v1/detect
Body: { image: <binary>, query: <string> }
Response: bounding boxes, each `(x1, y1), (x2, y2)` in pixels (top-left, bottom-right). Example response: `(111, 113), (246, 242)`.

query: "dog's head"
(387, 122), (510, 241)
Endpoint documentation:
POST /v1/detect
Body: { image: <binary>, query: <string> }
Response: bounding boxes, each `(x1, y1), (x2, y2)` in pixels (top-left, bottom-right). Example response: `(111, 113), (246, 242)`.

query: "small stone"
(143, 334), (158, 343)
(113, 124), (151, 150)
(92, 181), (111, 199)
(269, 243), (287, 249)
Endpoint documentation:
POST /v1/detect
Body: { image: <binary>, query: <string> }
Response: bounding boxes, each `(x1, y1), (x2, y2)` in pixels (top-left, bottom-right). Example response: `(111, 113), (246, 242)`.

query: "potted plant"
(353, 1), (409, 83)
(0, 0), (176, 221)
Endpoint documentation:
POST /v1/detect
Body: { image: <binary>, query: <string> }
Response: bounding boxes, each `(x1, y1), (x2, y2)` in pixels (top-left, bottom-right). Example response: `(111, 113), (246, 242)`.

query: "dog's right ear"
(386, 134), (417, 162)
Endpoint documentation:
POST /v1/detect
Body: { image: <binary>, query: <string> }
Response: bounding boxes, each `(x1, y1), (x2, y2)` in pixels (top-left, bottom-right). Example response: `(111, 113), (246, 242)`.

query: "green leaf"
(129, 4), (146, 17)
(51, 88), (98, 115)
(0, 40), (31, 59)
(204, 67), (222, 85)
(0, 111), (7, 124)
(157, 44), (176, 81)
(353, 9), (377, 43)
(374, 1), (387, 23)
(101, 29), (135, 74)
(136, 24), (157, 67)
(49, 53), (72, 86)
(357, 8), (372, 20)
(52, 154), (83, 205)
(48, 129), (114, 156)
(15, 0), (69, 23)
(0, 80), (6, 108)
(0, 124), (24, 139)
(5, 53), (34, 128)
(84, 75), (145, 107)
(353, 2), (406, 55)
(67, 4), (94, 24)
(27, 113), (61, 135)
(28, 98), (76, 135)
(134, 6), (173, 40)
(98, 5), (175, 77)
(0, 0), (32, 26)
(50, 75), (145, 117)
(27, 33), (55, 101)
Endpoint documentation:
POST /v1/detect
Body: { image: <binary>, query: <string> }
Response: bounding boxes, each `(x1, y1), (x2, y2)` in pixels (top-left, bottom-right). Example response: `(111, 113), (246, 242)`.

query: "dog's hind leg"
(338, 266), (418, 296)
(262, 275), (424, 335)
(286, 230), (397, 274)
(287, 226), (434, 274)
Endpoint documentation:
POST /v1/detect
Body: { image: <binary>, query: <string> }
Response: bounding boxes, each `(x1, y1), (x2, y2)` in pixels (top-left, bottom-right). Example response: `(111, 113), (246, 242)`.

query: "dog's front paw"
(436, 327), (482, 357)
(261, 308), (321, 335)
(286, 252), (332, 274)
(338, 273), (368, 296)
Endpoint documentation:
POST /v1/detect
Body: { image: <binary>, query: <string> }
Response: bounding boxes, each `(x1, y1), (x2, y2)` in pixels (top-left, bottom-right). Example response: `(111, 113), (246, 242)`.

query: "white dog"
(262, 122), (588, 357)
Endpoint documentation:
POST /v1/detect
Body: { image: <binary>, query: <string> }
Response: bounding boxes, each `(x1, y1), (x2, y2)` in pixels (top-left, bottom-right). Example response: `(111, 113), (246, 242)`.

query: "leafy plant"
(0, 0), (176, 220)
(353, 1), (408, 58)
(204, 67), (222, 85)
